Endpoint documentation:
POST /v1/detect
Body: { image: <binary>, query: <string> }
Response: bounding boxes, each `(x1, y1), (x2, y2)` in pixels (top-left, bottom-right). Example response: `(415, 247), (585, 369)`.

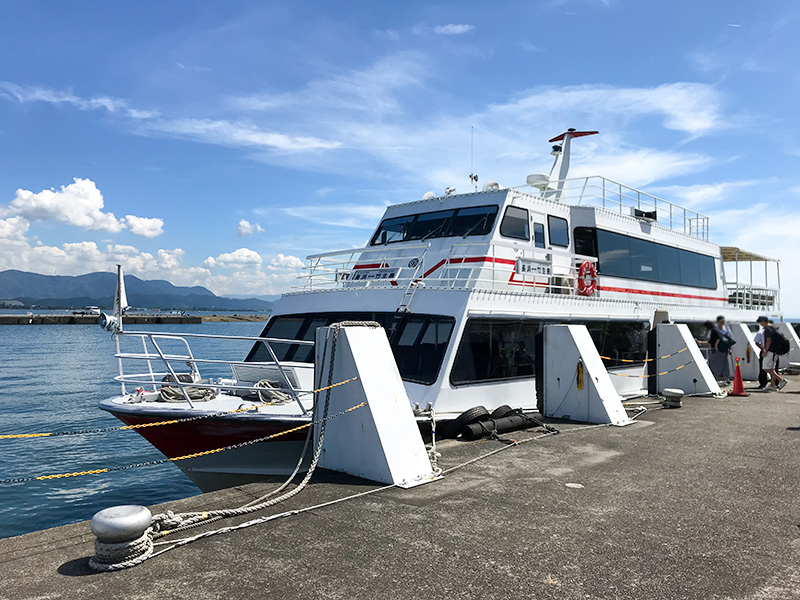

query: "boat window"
(499, 206), (530, 241)
(447, 205), (499, 237)
(547, 215), (569, 247)
(370, 215), (415, 244)
(247, 312), (455, 385)
(450, 318), (539, 385)
(450, 318), (650, 386)
(656, 244), (681, 285)
(573, 320), (649, 368)
(573, 227), (597, 257)
(533, 223), (545, 248)
(370, 205), (498, 245)
(594, 228), (717, 289)
(405, 210), (455, 241)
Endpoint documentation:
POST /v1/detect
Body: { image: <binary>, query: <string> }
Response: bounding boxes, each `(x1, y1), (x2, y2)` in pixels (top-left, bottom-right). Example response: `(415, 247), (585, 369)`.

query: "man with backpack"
(757, 316), (789, 390)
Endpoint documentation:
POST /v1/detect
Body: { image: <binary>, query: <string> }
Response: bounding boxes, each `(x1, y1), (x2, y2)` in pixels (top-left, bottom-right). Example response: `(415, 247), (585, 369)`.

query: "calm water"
(0, 321), (265, 538)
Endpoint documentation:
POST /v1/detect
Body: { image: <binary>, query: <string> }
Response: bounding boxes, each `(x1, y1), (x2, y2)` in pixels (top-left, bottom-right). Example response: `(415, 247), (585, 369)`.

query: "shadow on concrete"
(57, 556), (95, 577)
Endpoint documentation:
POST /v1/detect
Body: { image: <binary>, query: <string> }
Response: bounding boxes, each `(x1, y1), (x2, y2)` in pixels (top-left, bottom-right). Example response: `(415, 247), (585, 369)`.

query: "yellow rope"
(24, 402), (367, 481)
(598, 347), (688, 363)
(0, 377), (358, 439)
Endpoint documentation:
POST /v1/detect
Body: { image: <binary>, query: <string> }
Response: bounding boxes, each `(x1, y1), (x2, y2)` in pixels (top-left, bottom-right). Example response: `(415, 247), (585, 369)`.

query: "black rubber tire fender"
(443, 406), (490, 439)
(489, 405), (515, 420)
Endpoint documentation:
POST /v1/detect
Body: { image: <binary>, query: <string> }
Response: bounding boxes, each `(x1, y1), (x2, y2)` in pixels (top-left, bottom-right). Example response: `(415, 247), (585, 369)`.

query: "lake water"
(0, 321), (265, 538)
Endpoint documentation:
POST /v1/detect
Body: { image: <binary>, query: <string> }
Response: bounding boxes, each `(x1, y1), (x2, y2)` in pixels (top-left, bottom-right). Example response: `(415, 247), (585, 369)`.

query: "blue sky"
(1, 1), (799, 309)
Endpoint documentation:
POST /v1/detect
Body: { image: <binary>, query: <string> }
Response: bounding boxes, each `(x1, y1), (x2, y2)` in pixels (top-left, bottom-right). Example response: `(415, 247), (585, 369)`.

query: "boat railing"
(426, 240), (596, 294)
(111, 330), (314, 413)
(522, 176), (710, 241)
(725, 284), (779, 311)
(294, 239), (596, 296)
(299, 243), (430, 291)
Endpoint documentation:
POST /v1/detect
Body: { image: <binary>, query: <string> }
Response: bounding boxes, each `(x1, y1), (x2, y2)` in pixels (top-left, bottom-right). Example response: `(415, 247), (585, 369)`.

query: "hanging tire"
(443, 406), (489, 439)
(490, 405), (516, 420)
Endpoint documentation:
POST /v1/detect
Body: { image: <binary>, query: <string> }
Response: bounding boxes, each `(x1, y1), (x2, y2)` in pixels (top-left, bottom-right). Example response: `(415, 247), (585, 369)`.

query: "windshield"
(370, 205), (498, 245)
(246, 312), (455, 385)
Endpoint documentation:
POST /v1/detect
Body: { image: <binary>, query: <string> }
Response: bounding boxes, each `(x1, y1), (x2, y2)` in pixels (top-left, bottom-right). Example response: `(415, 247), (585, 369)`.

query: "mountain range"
(0, 270), (275, 311)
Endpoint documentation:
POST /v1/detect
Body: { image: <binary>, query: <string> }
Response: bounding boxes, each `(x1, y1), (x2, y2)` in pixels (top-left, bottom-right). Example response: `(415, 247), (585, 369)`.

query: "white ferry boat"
(100, 130), (781, 490)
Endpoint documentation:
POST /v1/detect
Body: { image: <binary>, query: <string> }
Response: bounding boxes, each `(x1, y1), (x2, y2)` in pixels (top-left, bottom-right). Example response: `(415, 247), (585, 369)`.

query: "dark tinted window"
(573, 227), (597, 257)
(575, 320), (649, 368)
(451, 319), (538, 385)
(405, 210), (454, 241)
(533, 223), (546, 248)
(594, 228), (716, 289)
(370, 215), (414, 244)
(248, 312), (455, 385)
(371, 205), (498, 245)
(656, 244), (681, 285)
(548, 215), (569, 247)
(629, 236), (657, 281)
(450, 318), (649, 385)
(499, 206), (530, 240)
(448, 205), (499, 237)
(597, 229), (632, 278)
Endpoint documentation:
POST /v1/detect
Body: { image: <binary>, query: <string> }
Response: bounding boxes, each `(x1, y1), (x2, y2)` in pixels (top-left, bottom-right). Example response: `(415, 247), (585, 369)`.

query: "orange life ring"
(577, 260), (597, 296)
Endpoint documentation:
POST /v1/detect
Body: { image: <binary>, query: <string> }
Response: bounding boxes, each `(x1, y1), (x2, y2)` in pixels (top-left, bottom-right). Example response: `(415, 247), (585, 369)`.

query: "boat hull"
(109, 411), (312, 492)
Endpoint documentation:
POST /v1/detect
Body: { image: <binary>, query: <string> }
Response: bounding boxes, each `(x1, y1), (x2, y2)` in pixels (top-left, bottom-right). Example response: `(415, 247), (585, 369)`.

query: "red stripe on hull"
(597, 285), (727, 302)
(111, 413), (308, 458)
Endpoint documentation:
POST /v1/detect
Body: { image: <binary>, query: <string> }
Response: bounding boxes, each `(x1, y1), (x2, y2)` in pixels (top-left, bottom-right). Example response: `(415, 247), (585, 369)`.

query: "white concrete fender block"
(729, 323), (760, 381)
(775, 322), (800, 363)
(313, 325), (439, 489)
(542, 325), (632, 426)
(656, 324), (721, 396)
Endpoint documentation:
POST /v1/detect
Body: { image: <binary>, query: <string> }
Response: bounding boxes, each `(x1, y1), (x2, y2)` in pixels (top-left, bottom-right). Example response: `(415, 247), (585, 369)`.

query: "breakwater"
(0, 314), (202, 325)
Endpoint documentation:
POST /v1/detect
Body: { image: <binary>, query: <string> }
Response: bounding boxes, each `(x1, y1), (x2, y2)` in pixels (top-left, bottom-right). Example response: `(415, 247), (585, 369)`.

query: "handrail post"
(260, 338), (307, 415)
(150, 334), (195, 408)
(115, 333), (126, 395)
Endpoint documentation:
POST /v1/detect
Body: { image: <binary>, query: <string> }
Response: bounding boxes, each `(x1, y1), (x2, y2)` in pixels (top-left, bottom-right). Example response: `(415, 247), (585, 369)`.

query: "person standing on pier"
(757, 316), (788, 390)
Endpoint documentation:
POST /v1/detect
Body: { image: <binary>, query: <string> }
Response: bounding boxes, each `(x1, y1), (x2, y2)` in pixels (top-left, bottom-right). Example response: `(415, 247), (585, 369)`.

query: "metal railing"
(725, 284), (779, 311)
(112, 330), (314, 413)
(526, 176), (710, 241)
(294, 240), (596, 296)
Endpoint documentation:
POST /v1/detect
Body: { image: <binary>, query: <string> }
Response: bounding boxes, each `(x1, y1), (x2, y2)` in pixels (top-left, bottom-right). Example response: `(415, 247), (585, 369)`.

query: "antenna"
(468, 125), (478, 191)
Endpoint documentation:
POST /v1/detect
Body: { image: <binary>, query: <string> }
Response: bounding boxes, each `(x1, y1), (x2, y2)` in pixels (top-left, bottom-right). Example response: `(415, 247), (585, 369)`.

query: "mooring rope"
(0, 377), (358, 440)
(88, 321), (380, 571)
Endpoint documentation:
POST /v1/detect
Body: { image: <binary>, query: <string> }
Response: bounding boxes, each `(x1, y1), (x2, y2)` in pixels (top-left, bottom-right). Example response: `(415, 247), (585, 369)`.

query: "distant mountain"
(222, 293), (283, 302)
(0, 270), (273, 311)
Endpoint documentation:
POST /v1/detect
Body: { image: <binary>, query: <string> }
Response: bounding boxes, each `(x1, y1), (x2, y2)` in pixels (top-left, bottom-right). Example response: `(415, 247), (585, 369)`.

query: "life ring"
(577, 260), (597, 296)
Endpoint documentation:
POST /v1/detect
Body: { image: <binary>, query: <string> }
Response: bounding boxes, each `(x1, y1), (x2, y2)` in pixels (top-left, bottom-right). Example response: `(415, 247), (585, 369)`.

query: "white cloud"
(146, 118), (340, 152)
(123, 215), (164, 238)
(0, 82), (158, 119)
(229, 52), (424, 118)
(433, 24), (475, 35)
(280, 203), (388, 229)
(0, 216), (29, 240)
(268, 254), (304, 270)
(236, 219), (264, 236)
(650, 180), (759, 210)
(2, 178), (163, 237)
(204, 247), (263, 269)
(5, 178), (124, 232)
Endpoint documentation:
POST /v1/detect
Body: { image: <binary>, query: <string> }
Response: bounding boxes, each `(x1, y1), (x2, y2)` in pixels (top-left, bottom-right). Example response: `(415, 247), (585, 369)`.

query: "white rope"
(88, 531), (154, 572)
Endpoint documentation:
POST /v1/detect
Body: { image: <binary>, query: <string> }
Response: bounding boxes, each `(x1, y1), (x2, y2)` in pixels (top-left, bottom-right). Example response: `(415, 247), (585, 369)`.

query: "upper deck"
(288, 128), (778, 317)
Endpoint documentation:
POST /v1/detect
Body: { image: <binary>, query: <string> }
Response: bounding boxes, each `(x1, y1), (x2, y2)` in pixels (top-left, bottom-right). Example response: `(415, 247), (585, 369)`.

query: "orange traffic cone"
(730, 357), (749, 397)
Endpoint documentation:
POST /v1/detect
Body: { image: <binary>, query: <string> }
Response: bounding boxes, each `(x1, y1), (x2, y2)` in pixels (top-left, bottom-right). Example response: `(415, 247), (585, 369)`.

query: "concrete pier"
(1, 386), (799, 599)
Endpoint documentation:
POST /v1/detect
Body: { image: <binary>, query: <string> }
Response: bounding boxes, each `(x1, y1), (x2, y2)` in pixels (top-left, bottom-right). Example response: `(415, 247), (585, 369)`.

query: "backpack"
(769, 327), (791, 355)
(716, 329), (736, 353)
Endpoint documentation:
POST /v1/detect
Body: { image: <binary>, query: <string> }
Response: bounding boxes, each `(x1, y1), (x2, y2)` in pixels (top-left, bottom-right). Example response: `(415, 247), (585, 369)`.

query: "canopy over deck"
(720, 246), (778, 263)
